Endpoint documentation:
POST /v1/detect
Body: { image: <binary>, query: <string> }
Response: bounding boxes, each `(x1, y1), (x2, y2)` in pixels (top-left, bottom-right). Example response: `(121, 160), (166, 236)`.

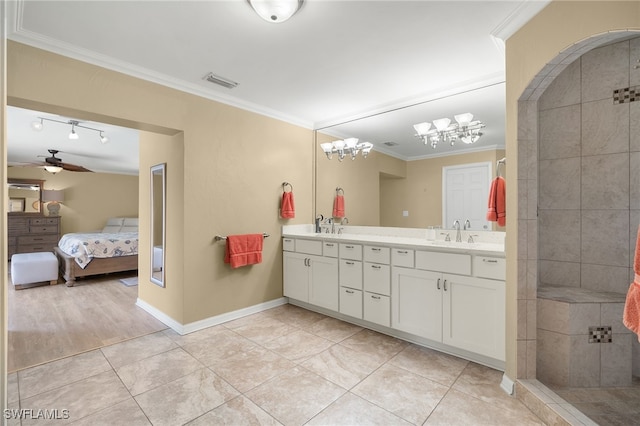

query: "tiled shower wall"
(516, 33), (640, 381)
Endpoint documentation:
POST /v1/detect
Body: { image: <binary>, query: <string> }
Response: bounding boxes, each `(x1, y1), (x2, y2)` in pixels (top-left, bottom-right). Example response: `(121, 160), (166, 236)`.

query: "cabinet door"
(340, 287), (362, 318)
(283, 251), (310, 302)
(309, 255), (339, 311)
(363, 262), (390, 296)
(442, 274), (505, 361)
(391, 267), (442, 341)
(339, 259), (362, 290)
(363, 292), (390, 327)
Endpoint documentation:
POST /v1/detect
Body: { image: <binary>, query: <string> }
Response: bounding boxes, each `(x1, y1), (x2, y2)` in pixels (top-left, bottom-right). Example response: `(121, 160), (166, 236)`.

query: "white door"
(442, 162), (491, 231)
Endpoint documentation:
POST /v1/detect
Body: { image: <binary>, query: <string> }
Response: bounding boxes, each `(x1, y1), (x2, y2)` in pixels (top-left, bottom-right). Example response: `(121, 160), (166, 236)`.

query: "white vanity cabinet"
(283, 239), (339, 311)
(363, 245), (391, 327)
(391, 267), (442, 340)
(339, 243), (363, 319)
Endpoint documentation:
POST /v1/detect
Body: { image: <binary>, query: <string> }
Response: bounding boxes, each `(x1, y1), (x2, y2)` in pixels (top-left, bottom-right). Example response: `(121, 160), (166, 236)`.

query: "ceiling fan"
(36, 149), (93, 173)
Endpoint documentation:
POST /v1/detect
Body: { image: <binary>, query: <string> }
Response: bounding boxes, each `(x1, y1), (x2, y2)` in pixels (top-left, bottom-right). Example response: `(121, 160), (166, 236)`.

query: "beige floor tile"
(181, 328), (261, 366)
(186, 395), (282, 425)
(161, 324), (226, 347)
(307, 392), (412, 426)
(263, 329), (334, 362)
(7, 372), (19, 403)
(116, 347), (203, 395)
(452, 362), (526, 413)
(100, 330), (178, 368)
(424, 388), (545, 425)
(227, 315), (296, 345)
(351, 363), (448, 425)
(20, 370), (130, 426)
(135, 368), (239, 426)
(263, 304), (326, 329)
(307, 316), (363, 342)
(389, 343), (469, 387)
(245, 366), (346, 425)
(18, 350), (112, 400)
(300, 344), (383, 390)
(209, 346), (296, 392)
(222, 311), (274, 330)
(69, 398), (151, 426)
(339, 329), (408, 364)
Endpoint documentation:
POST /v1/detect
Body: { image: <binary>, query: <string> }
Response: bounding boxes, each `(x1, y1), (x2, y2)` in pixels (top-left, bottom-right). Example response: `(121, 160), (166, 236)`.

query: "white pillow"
(102, 218), (125, 233)
(120, 217), (138, 233)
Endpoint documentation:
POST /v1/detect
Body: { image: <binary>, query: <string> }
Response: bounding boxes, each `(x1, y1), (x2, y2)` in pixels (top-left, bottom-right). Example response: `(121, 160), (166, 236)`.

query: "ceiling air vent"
(383, 141), (399, 146)
(202, 72), (239, 89)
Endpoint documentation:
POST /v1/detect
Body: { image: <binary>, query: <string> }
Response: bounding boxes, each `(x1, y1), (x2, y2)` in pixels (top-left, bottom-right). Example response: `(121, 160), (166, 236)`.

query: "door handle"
(443, 279), (447, 291)
(437, 278), (441, 290)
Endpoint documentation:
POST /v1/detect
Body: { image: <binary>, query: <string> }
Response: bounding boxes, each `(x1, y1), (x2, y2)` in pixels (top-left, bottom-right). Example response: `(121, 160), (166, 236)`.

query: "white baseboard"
(136, 297), (289, 335)
(500, 373), (515, 395)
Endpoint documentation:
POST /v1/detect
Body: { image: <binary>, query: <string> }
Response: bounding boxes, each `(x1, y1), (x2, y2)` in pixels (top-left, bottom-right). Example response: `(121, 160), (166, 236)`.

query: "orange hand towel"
(486, 176), (506, 227)
(224, 234), (263, 268)
(333, 195), (345, 218)
(623, 225), (640, 341)
(281, 191), (295, 219)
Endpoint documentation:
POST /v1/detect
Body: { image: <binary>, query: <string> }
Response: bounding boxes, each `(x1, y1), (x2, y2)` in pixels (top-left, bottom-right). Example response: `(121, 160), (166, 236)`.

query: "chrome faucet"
(453, 220), (462, 242)
(463, 219), (471, 230)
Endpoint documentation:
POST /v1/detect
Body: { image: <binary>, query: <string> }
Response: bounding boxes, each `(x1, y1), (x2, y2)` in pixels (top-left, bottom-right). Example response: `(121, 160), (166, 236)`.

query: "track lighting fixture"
(31, 117), (109, 144)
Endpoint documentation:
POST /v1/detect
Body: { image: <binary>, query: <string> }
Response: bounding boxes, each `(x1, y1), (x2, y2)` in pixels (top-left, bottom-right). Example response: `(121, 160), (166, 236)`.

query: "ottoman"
(11, 252), (59, 289)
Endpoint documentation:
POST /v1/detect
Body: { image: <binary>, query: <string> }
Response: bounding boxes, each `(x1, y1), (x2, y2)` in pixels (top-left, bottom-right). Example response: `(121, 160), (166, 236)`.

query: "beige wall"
(7, 41), (314, 326)
(505, 1), (640, 381)
(7, 167), (138, 235)
(380, 149), (506, 229)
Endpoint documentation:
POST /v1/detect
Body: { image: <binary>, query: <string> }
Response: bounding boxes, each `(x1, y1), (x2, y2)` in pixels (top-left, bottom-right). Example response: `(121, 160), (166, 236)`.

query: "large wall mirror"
(150, 163), (166, 287)
(7, 178), (44, 215)
(314, 82), (506, 230)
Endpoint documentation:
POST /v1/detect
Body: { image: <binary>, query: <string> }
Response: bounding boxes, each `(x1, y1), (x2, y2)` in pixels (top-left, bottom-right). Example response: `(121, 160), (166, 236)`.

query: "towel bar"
(214, 233), (270, 241)
(336, 187), (344, 195)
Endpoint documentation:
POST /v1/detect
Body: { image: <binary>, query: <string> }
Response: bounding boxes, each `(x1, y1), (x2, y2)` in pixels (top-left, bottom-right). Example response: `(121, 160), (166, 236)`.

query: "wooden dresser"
(8, 215), (61, 257)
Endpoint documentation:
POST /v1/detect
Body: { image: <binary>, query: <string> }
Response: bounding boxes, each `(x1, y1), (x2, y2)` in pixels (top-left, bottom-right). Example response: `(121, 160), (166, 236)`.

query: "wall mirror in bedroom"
(150, 163), (166, 287)
(7, 178), (44, 215)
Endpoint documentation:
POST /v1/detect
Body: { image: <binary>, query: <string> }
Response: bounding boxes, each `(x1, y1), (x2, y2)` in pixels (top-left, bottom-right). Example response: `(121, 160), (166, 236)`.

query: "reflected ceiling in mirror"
(317, 82), (505, 161)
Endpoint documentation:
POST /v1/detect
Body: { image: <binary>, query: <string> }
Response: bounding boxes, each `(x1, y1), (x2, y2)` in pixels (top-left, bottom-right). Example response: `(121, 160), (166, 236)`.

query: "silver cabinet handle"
(483, 258), (499, 263)
(397, 250), (408, 254)
(284, 239), (292, 243)
(437, 278), (441, 290)
(346, 261), (355, 265)
(371, 265), (382, 269)
(345, 245), (354, 249)
(371, 248), (381, 252)
(346, 289), (354, 294)
(443, 279), (447, 291)
(371, 295), (381, 300)
(325, 243), (335, 247)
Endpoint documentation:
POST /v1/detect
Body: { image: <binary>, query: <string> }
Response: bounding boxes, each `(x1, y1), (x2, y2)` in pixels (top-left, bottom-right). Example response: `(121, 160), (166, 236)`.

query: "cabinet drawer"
(18, 244), (55, 253)
(363, 262), (390, 295)
(295, 239), (323, 256)
(29, 218), (49, 225)
(415, 251), (471, 275)
(282, 237), (295, 252)
(18, 235), (59, 245)
(364, 292), (390, 327)
(473, 256), (506, 280)
(340, 243), (362, 261)
(364, 246), (390, 264)
(392, 248), (414, 268)
(323, 241), (338, 257)
(29, 225), (58, 234)
(340, 287), (362, 319)
(339, 259), (362, 290)
(8, 218), (28, 232)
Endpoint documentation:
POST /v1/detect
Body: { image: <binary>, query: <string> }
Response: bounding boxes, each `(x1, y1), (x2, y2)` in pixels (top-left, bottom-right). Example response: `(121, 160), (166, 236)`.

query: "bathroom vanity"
(282, 225), (506, 370)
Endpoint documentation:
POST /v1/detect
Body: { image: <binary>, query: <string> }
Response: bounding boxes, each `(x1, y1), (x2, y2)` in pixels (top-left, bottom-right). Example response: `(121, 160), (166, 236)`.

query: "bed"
(54, 218), (139, 287)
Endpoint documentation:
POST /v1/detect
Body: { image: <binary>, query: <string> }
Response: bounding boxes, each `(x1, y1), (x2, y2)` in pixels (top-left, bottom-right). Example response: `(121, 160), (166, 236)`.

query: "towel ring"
(282, 182), (293, 192)
(336, 187), (344, 195)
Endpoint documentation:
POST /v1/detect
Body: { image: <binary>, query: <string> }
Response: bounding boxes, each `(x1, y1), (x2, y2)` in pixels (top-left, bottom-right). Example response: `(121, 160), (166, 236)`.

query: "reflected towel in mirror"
(333, 195), (345, 218)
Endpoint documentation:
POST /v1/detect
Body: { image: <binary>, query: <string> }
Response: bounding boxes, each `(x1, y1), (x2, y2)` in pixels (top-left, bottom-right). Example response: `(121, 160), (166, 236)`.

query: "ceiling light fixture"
(31, 117), (109, 144)
(247, 0), (303, 23)
(413, 113), (485, 149)
(320, 138), (373, 161)
(44, 165), (63, 174)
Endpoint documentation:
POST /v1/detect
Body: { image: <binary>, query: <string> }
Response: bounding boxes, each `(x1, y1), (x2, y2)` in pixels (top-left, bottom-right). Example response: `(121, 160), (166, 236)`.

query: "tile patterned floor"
(7, 304), (545, 425)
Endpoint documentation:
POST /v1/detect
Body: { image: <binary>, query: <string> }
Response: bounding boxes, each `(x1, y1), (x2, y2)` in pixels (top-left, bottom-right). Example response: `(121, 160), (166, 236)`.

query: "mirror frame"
(7, 178), (44, 216)
(150, 163), (166, 287)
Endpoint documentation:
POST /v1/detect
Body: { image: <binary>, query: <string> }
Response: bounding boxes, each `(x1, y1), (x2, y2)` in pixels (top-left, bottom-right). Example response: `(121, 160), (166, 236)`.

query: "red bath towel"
(333, 194), (345, 218)
(224, 234), (263, 268)
(623, 225), (640, 341)
(487, 176), (506, 227)
(281, 191), (295, 219)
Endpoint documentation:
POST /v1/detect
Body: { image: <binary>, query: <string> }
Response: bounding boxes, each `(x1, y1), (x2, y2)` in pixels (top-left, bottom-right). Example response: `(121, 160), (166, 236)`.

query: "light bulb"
(31, 119), (43, 131)
(69, 127), (79, 140)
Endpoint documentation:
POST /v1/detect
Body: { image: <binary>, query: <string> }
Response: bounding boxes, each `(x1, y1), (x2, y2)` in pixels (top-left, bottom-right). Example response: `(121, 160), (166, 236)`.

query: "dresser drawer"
(340, 287), (362, 319)
(18, 235), (59, 245)
(29, 225), (58, 234)
(363, 262), (390, 295)
(392, 248), (414, 268)
(323, 241), (338, 257)
(415, 251), (471, 275)
(364, 246), (390, 264)
(340, 243), (362, 261)
(8, 218), (28, 234)
(339, 259), (362, 290)
(18, 244), (56, 253)
(364, 292), (390, 327)
(473, 256), (506, 280)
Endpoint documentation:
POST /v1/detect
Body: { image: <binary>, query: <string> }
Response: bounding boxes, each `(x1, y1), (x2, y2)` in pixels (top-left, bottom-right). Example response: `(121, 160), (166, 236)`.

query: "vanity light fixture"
(413, 113), (485, 149)
(31, 117), (109, 144)
(320, 138), (373, 161)
(247, 0), (303, 23)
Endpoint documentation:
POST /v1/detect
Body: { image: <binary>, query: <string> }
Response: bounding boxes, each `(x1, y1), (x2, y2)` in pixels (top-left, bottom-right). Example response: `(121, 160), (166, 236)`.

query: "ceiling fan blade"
(60, 162), (93, 172)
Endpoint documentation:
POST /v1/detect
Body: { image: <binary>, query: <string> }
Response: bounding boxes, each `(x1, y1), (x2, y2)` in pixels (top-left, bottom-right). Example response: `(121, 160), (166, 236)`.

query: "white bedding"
(58, 231), (138, 269)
